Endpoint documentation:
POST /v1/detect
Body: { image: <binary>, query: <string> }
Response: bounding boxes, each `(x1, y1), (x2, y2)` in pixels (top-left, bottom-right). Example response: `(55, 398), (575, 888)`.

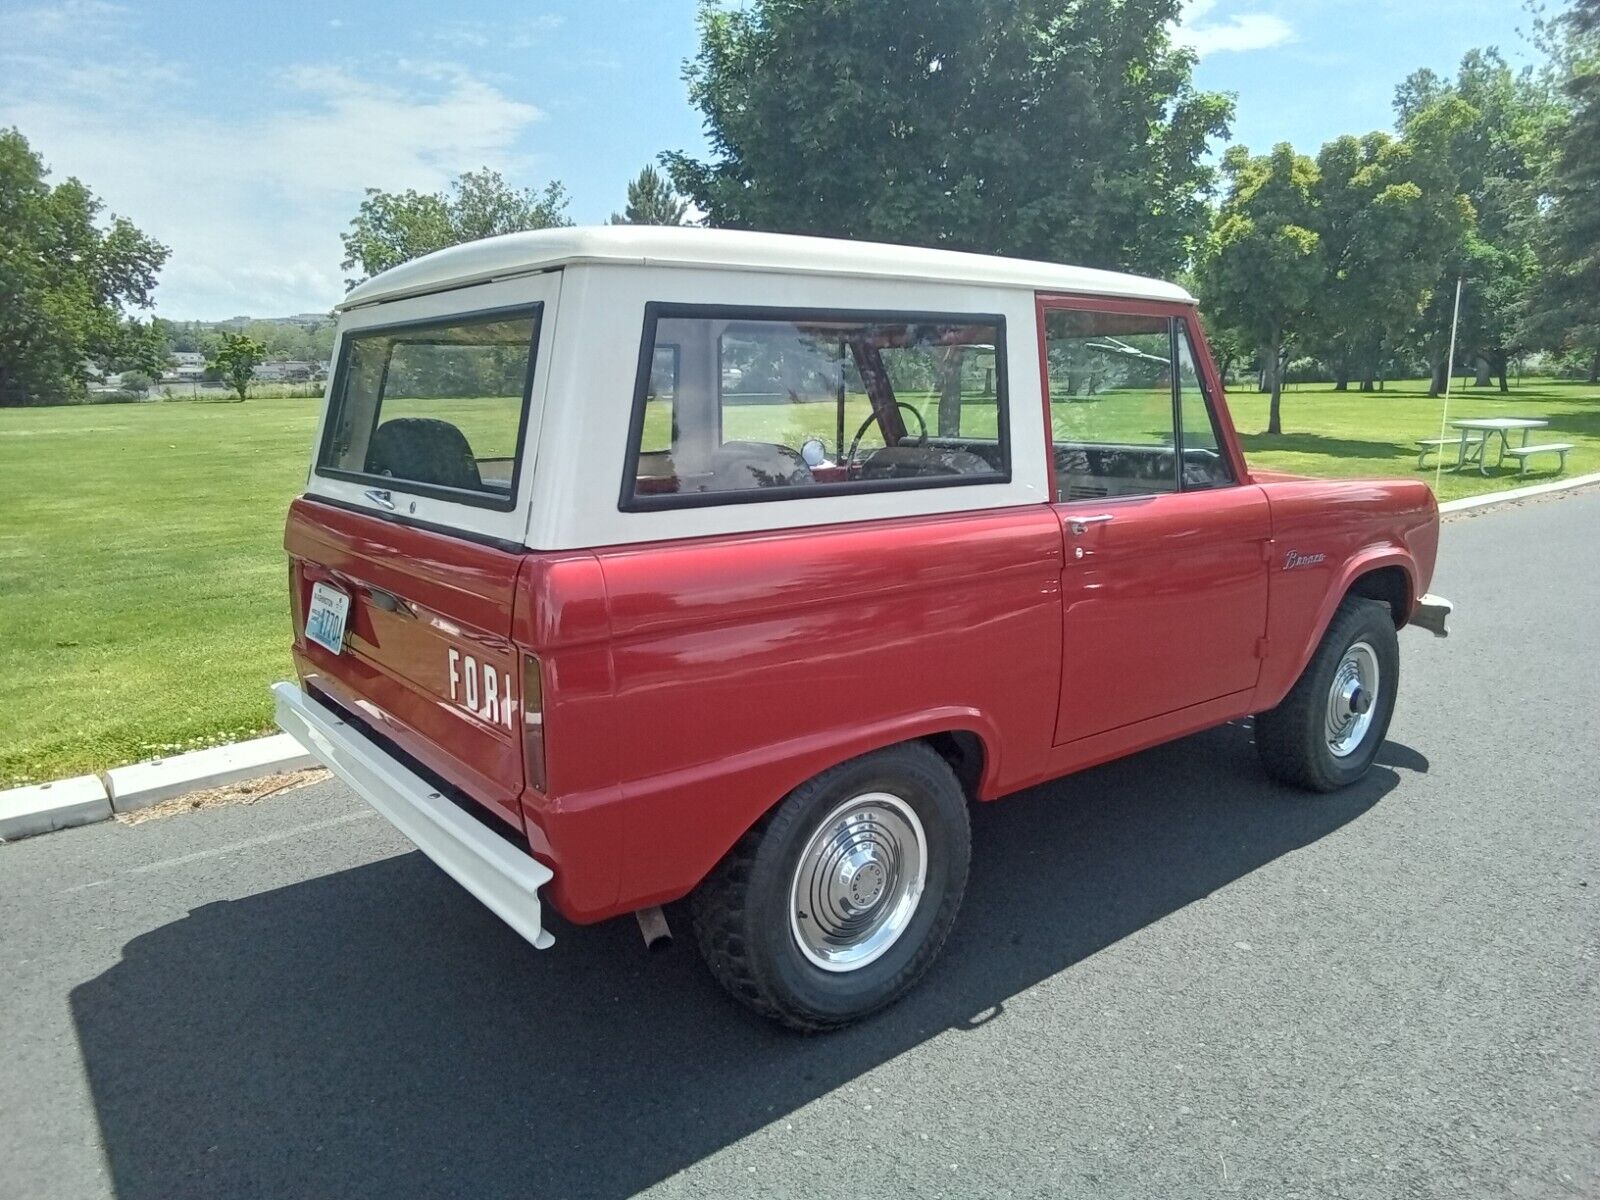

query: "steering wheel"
(845, 402), (928, 475)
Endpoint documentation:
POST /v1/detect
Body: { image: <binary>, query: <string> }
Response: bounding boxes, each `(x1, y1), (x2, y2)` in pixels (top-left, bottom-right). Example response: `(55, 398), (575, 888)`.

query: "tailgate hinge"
(1259, 537), (1276, 566)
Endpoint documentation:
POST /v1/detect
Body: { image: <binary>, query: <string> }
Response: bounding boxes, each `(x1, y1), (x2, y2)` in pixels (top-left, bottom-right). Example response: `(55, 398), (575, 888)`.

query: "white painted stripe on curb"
(0, 774), (113, 841)
(105, 733), (317, 813)
(1439, 471), (1600, 514)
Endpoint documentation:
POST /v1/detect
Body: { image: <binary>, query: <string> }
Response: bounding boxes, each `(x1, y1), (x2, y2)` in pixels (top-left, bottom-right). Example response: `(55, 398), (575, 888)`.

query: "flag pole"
(1435, 277), (1464, 494)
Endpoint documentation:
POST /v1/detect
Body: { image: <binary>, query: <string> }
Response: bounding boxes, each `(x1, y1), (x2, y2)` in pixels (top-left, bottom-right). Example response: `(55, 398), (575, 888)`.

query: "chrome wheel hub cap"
(789, 792), (927, 972)
(1326, 641), (1380, 758)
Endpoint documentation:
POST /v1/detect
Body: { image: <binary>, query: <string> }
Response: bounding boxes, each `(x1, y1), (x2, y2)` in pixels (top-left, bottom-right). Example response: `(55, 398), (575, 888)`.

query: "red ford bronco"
(274, 227), (1451, 1030)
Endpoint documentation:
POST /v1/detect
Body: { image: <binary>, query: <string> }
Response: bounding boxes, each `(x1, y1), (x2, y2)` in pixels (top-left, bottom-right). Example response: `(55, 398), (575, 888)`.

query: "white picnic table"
(1447, 417), (1549, 476)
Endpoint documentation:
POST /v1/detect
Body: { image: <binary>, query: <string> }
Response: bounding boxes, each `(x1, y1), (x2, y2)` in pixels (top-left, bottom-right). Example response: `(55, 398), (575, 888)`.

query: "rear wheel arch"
(667, 717), (1000, 912)
(921, 729), (988, 801)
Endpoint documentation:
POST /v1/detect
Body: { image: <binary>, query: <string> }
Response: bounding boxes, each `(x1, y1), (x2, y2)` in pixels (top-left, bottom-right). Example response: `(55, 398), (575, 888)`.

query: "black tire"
(1255, 596), (1400, 792)
(689, 743), (971, 1032)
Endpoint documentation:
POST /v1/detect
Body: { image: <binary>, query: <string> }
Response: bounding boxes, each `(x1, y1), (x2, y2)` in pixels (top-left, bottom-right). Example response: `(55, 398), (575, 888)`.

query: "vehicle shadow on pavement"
(70, 723), (1415, 1200)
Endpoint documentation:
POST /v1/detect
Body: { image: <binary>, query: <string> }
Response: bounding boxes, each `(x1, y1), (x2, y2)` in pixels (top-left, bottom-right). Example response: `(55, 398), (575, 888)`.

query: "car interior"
(628, 314), (1007, 502)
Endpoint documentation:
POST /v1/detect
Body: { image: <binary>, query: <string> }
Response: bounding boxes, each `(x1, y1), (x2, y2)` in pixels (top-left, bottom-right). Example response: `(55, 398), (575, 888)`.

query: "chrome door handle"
(364, 488), (395, 510)
(1068, 513), (1115, 535)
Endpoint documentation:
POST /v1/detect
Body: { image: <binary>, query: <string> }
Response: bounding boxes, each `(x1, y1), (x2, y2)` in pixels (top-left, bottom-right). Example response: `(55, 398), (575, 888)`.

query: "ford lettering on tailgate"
(447, 646), (514, 730)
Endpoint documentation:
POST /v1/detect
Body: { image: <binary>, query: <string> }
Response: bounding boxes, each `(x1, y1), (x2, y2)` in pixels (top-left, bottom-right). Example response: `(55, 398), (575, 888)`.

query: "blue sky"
(0, 0), (1534, 319)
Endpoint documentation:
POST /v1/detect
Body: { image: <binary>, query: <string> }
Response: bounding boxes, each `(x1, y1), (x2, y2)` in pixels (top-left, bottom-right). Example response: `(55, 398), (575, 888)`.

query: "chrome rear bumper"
(272, 681), (554, 949)
(1411, 593), (1453, 638)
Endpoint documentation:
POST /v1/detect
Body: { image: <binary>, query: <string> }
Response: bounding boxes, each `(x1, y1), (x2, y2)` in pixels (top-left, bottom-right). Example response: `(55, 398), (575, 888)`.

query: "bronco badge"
(1283, 550), (1327, 570)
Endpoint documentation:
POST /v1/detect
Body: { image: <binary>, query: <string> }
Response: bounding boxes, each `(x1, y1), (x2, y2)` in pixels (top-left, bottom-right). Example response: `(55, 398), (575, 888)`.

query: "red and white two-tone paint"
(274, 226), (1451, 1030)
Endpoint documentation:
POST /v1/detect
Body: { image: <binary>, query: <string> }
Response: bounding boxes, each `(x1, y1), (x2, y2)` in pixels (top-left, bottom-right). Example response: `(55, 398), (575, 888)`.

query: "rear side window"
(623, 306), (1009, 509)
(318, 307), (541, 510)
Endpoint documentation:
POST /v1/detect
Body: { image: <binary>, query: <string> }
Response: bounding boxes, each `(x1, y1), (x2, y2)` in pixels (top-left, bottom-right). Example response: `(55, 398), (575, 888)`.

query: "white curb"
(0, 774), (113, 841)
(1439, 471), (1600, 514)
(104, 733), (316, 813)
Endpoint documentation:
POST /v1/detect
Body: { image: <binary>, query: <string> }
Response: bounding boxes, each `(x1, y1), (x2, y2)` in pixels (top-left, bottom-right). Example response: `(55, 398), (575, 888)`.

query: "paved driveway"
(3, 491), (1596, 1200)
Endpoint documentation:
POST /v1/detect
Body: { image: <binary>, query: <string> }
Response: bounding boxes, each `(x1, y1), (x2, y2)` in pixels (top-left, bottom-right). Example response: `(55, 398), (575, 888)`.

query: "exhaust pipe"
(635, 905), (672, 951)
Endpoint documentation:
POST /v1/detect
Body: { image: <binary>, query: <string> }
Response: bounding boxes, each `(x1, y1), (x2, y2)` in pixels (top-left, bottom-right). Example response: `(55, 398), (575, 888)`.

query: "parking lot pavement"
(3, 490), (1597, 1200)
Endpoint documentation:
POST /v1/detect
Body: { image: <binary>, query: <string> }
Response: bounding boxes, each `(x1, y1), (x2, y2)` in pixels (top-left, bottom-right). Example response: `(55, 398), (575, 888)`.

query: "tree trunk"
(1590, 346), (1600, 384)
(936, 347), (964, 436)
(1333, 363), (1350, 391)
(1473, 357), (1491, 387)
(1266, 329), (1283, 436)
(1428, 357), (1448, 398)
(1495, 352), (1509, 394)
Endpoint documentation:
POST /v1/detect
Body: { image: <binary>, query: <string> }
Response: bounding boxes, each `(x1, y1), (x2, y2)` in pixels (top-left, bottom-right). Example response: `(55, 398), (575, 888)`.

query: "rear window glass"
(624, 307), (1008, 509)
(318, 307), (540, 509)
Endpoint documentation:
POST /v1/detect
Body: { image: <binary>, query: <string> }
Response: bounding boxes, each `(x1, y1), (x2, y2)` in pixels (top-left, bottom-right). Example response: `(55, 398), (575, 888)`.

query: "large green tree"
(1525, 0), (1600, 378)
(1196, 144), (1322, 435)
(610, 165), (689, 226)
(340, 168), (570, 286)
(665, 0), (1232, 277)
(1396, 51), (1562, 393)
(1306, 110), (1472, 392)
(0, 128), (169, 405)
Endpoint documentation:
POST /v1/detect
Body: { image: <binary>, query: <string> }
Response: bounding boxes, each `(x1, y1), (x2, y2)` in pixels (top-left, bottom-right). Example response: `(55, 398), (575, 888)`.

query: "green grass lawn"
(1225, 377), (1600, 502)
(2, 377), (1596, 786)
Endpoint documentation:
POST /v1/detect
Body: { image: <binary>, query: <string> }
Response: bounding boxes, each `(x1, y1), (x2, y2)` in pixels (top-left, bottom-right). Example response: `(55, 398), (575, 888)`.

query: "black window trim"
(315, 301), (545, 514)
(619, 301), (1013, 513)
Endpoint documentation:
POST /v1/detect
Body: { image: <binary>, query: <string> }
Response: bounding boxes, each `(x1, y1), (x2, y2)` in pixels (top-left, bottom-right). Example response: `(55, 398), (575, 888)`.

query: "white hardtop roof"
(338, 225), (1195, 310)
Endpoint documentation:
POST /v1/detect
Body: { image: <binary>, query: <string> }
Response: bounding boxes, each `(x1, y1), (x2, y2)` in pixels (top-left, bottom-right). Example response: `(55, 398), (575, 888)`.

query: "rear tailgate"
(285, 497), (527, 833)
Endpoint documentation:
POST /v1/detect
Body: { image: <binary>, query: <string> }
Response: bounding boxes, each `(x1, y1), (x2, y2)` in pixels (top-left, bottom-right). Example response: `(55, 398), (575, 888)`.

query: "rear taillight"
(522, 654), (547, 792)
(289, 563), (306, 642)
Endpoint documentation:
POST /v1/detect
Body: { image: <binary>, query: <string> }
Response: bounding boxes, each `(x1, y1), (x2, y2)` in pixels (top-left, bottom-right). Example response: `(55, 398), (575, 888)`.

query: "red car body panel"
(525, 508), (1064, 919)
(285, 499), (528, 833)
(284, 292), (1442, 927)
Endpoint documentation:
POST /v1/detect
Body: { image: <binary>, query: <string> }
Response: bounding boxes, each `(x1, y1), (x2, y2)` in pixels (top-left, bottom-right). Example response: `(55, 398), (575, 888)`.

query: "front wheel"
(1255, 596), (1399, 792)
(690, 743), (971, 1031)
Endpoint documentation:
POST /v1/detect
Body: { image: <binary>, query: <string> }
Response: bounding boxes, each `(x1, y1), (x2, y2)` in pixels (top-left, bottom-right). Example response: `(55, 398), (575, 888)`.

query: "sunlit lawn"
(2, 377), (1595, 784)
(1224, 377), (1600, 502)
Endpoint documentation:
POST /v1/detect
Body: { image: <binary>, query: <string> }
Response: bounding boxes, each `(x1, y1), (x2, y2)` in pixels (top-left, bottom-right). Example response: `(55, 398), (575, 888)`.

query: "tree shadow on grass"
(1535, 408), (1600, 440)
(70, 722), (1420, 1200)
(1234, 430), (1413, 462)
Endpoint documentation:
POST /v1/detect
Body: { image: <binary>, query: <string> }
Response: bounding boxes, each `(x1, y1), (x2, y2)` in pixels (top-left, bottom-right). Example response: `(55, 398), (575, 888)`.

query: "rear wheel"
(690, 743), (970, 1031)
(1255, 596), (1399, 792)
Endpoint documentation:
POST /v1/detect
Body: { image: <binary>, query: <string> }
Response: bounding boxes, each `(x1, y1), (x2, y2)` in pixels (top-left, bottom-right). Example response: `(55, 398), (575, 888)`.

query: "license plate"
(305, 582), (351, 655)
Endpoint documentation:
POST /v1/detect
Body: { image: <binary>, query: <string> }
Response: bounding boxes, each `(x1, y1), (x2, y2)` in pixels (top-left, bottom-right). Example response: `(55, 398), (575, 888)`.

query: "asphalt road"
(3, 490), (1597, 1200)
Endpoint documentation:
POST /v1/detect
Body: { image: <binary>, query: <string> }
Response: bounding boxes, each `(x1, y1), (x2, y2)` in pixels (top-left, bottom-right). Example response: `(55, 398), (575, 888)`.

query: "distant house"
(253, 360), (324, 383)
(169, 351), (206, 382)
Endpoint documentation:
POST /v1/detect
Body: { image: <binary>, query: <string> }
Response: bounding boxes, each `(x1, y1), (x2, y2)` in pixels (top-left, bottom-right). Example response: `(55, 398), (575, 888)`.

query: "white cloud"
(1, 21), (548, 317)
(5, 0), (129, 41)
(1174, 0), (1294, 57)
(433, 14), (565, 51)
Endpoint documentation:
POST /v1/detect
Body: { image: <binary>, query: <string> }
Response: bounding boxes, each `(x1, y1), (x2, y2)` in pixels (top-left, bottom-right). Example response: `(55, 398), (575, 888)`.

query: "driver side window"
(623, 307), (1009, 509)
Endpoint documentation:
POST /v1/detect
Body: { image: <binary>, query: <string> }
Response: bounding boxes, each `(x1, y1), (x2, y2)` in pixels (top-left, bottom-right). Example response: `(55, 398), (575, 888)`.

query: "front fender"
(1257, 544), (1418, 712)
